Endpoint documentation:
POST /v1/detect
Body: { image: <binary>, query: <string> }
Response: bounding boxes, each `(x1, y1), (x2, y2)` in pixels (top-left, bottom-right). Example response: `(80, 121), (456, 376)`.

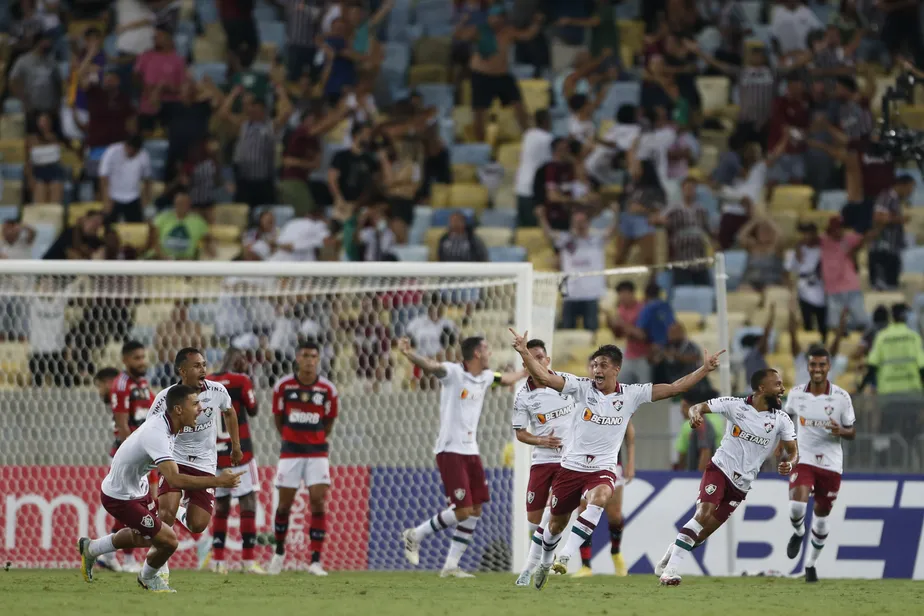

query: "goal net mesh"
(0, 270), (536, 572)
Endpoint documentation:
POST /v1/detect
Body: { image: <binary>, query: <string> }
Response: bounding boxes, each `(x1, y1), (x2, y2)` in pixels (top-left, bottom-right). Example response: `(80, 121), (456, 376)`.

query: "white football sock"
(789, 501), (807, 537)
(666, 518), (704, 570)
(141, 561), (159, 580)
(88, 534), (116, 558)
(443, 516), (480, 570)
(805, 514), (829, 567)
(413, 507), (458, 542)
(558, 504), (604, 563)
(539, 527), (564, 566)
(523, 512), (551, 573)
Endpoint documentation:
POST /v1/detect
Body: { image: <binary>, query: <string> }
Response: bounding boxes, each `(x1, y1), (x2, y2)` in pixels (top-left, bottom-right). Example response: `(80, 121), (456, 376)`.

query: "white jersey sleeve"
(438, 361), (463, 386)
(706, 396), (740, 419)
(141, 422), (174, 465)
(778, 411), (797, 442)
(148, 385), (171, 416)
(624, 382), (653, 409)
(511, 385), (529, 430)
(840, 393), (856, 428)
(560, 372), (592, 400)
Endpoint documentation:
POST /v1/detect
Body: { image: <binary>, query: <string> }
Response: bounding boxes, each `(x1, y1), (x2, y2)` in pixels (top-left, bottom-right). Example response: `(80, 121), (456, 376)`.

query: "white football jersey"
(559, 374), (651, 473)
(434, 362), (497, 456)
(708, 396), (797, 492)
(149, 380), (232, 474)
(511, 375), (576, 465)
(784, 381), (855, 474)
(101, 413), (175, 500)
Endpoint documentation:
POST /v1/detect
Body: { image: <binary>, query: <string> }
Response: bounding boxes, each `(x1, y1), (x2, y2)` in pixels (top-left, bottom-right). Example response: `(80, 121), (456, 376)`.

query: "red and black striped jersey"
(273, 374), (338, 458)
(110, 372), (155, 457)
(209, 371), (258, 468)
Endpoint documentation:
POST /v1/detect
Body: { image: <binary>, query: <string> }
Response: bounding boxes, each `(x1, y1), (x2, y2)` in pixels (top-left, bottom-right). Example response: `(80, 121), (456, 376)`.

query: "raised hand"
(509, 328), (528, 354)
(702, 349), (726, 372)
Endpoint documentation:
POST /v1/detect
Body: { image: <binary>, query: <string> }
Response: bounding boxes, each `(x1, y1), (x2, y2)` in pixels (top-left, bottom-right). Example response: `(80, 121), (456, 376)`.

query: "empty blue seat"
(415, 0), (451, 30)
(408, 206), (432, 245)
(0, 205), (19, 220)
(196, 0), (220, 24)
(1, 163), (24, 180)
(594, 82), (641, 123)
(903, 246), (924, 274)
(143, 139), (169, 161)
(416, 83), (455, 117)
(740, 1), (761, 25)
(192, 62), (228, 85)
(479, 209), (517, 229)
(3, 98), (23, 114)
(384, 42), (410, 73)
(431, 208), (474, 227)
(489, 245), (527, 262)
(671, 285), (715, 315)
(451, 143), (492, 166)
(30, 222), (58, 258)
(696, 27), (722, 54)
(257, 21), (286, 48)
(270, 205), (296, 227)
(392, 245), (430, 261)
(723, 250), (748, 290)
(818, 190), (848, 212)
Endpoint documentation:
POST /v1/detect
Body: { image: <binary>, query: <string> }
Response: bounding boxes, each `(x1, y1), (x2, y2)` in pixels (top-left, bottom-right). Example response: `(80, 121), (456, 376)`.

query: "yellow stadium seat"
(213, 203), (250, 229)
(452, 106), (474, 142)
(553, 329), (595, 361)
(22, 203), (64, 233)
(448, 183), (490, 211)
(696, 76), (731, 115)
(497, 143), (521, 173)
(409, 64), (448, 87)
(413, 36), (452, 67)
(798, 209), (839, 228)
(207, 242), (242, 261)
(896, 105), (924, 131)
(531, 248), (558, 271)
(258, 42), (278, 64)
(864, 291), (906, 314)
(516, 227), (551, 258)
(597, 120), (615, 138)
(0, 113), (25, 139)
(114, 223), (150, 249)
(763, 286), (791, 308)
(727, 290), (762, 316)
(699, 145), (719, 175)
(617, 20), (645, 55)
(770, 185), (814, 211)
(209, 224), (242, 244)
(907, 207), (924, 235)
(68, 202), (103, 226)
(518, 79), (551, 114)
(0, 342), (29, 385)
(0, 138), (25, 164)
(475, 227), (512, 248)
(430, 183), (450, 208)
(425, 227), (444, 260)
(452, 163), (479, 183)
(675, 311), (704, 332)
(460, 79), (472, 107)
(326, 119), (351, 145)
(494, 184), (516, 210)
(193, 37), (225, 63)
(1, 180), (22, 205)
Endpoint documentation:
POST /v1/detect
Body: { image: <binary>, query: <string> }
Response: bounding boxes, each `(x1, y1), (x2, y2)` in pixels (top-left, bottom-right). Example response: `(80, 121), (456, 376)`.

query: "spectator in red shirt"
(134, 26), (187, 133)
(536, 137), (589, 231)
(767, 77), (810, 186)
(608, 279), (651, 385)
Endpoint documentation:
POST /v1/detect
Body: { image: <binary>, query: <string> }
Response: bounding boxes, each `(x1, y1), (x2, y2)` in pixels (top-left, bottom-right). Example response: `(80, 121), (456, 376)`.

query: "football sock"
(609, 519), (624, 554)
(413, 507), (459, 542)
(241, 510), (257, 563)
(666, 519), (703, 570)
(274, 510), (290, 556)
(88, 534), (116, 558)
(523, 509), (550, 573)
(443, 515), (479, 570)
(212, 511), (228, 563)
(560, 504), (604, 563)
(309, 512), (326, 564)
(789, 501), (807, 537)
(805, 514), (829, 567)
(140, 560), (159, 581)
(579, 539), (592, 567)
(540, 527), (564, 566)
(528, 521), (539, 539)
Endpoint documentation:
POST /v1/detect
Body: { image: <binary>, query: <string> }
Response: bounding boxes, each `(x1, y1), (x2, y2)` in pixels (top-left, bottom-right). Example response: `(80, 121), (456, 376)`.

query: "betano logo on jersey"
(460, 389), (468, 399)
(731, 424), (771, 446)
(800, 416), (832, 428)
(537, 406), (574, 424)
(582, 408), (623, 426)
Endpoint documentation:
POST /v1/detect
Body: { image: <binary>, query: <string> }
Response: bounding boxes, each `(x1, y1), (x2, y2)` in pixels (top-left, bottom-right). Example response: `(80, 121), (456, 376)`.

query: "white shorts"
(275, 457), (331, 489)
(215, 459), (261, 498)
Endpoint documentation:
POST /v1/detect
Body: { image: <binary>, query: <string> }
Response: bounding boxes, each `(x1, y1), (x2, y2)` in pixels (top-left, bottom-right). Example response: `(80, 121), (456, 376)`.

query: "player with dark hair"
(513, 339), (576, 586)
(399, 334), (525, 578)
(207, 348), (263, 574)
(145, 347), (239, 583)
(269, 340), (338, 576)
(656, 368), (798, 586)
(78, 385), (244, 593)
(510, 331), (724, 590)
(784, 345), (855, 583)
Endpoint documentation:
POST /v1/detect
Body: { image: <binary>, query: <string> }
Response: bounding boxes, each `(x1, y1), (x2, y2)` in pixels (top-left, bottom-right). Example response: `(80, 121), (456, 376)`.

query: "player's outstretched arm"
(651, 348), (726, 402)
(222, 406), (243, 466)
(397, 337), (448, 378)
(496, 369), (528, 386)
(509, 328), (565, 391)
(686, 402), (713, 428)
(514, 428), (562, 449)
(156, 460), (244, 490)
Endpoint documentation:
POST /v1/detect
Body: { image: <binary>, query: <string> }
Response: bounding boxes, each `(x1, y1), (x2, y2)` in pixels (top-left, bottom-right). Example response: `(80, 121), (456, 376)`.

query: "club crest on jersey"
(790, 473), (798, 483)
(816, 454), (824, 463)
(527, 491), (535, 504)
(551, 495), (558, 508)
(824, 404), (834, 416)
(705, 484), (716, 495)
(141, 514), (154, 529)
(582, 408), (623, 426)
(731, 424), (771, 446)
(612, 399), (623, 412)
(764, 421), (774, 433)
(454, 489), (466, 501)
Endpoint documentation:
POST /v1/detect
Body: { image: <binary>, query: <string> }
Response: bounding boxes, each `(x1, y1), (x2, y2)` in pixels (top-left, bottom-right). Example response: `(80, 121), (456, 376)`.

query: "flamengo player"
(510, 329), (724, 590)
(656, 368), (798, 586)
(77, 385), (243, 592)
(512, 339), (574, 587)
(149, 348), (240, 580)
(208, 348), (264, 574)
(270, 341), (338, 576)
(399, 335), (524, 578)
(784, 346), (855, 583)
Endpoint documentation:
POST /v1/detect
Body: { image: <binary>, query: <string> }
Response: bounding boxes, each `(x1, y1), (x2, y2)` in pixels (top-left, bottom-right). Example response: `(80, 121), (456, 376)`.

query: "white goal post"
(0, 256), (732, 574)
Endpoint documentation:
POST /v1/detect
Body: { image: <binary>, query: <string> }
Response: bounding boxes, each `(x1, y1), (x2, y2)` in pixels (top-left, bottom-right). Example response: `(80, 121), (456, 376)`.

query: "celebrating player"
(399, 335), (524, 578)
(148, 348), (240, 581)
(208, 348), (264, 574)
(77, 385), (244, 593)
(656, 368), (798, 586)
(512, 339), (575, 587)
(510, 328), (724, 590)
(269, 341), (338, 576)
(784, 346), (855, 583)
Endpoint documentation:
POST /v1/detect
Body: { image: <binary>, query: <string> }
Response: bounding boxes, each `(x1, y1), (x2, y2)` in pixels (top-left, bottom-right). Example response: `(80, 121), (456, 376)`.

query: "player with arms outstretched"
(399, 335), (525, 578)
(656, 368), (798, 586)
(208, 348), (264, 574)
(510, 329), (724, 590)
(784, 345), (855, 582)
(148, 347), (240, 580)
(511, 338), (575, 586)
(77, 385), (243, 592)
(270, 341), (338, 576)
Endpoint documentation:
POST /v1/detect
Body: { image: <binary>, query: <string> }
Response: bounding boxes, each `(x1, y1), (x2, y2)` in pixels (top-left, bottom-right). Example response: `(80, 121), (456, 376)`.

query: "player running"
(656, 368), (798, 586)
(77, 385), (243, 593)
(269, 341), (338, 576)
(784, 345), (855, 583)
(148, 347), (240, 581)
(207, 348), (264, 574)
(399, 335), (525, 578)
(512, 339), (575, 587)
(510, 329), (724, 590)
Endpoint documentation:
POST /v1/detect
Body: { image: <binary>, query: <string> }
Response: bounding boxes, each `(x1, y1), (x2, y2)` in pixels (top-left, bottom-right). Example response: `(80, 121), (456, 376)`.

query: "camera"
(875, 72), (924, 173)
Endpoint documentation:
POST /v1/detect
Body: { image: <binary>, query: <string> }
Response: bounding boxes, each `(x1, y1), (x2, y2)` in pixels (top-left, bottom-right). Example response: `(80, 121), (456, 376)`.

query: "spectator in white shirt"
(0, 219), (37, 340)
(770, 0), (823, 59)
(406, 302), (457, 358)
(270, 213), (331, 262)
(785, 222), (827, 338)
(514, 109), (554, 226)
(584, 104), (640, 186)
(0, 219), (36, 259)
(99, 134), (152, 224)
(29, 276), (69, 386)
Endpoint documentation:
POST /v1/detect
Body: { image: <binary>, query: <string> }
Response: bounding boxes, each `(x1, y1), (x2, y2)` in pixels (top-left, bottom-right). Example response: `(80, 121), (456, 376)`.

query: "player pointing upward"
(510, 328), (724, 590)
(656, 368), (798, 586)
(784, 345), (856, 583)
(399, 335), (525, 578)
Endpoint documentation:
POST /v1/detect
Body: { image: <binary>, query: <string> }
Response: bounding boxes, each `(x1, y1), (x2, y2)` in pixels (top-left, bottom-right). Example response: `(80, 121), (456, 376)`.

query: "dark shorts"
(32, 163), (65, 183)
(790, 463), (842, 510)
(526, 463), (561, 512)
(471, 71), (522, 110)
(697, 461), (747, 523)
(101, 491), (162, 540)
(436, 452), (490, 508)
(157, 464), (216, 515)
(549, 468), (619, 516)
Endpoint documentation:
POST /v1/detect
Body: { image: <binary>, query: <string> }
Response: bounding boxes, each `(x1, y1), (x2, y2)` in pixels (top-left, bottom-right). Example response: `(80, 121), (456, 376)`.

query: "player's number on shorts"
(217, 413), (231, 452)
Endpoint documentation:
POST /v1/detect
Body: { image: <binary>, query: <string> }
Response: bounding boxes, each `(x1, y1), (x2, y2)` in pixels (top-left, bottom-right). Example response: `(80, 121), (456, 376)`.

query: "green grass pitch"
(3, 569), (922, 616)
